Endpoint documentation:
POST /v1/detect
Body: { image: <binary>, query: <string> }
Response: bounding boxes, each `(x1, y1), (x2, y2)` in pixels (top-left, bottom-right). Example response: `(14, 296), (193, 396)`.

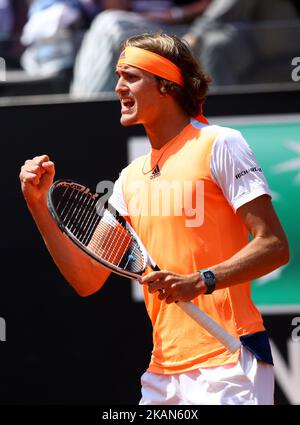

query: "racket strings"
(81, 200), (102, 245)
(55, 185), (99, 243)
(87, 209), (146, 272)
(76, 195), (100, 242)
(87, 210), (144, 269)
(64, 187), (83, 229)
(53, 184), (146, 273)
(56, 186), (83, 228)
(100, 211), (145, 271)
(68, 189), (95, 235)
(65, 189), (90, 234)
(88, 219), (131, 266)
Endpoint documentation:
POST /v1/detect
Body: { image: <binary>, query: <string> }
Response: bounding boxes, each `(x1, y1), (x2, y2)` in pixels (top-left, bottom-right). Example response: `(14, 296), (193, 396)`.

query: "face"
(115, 64), (163, 127)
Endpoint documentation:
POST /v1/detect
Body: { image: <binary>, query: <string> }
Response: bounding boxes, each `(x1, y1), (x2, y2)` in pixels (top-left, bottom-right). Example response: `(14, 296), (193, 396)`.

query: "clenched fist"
(19, 154), (55, 206)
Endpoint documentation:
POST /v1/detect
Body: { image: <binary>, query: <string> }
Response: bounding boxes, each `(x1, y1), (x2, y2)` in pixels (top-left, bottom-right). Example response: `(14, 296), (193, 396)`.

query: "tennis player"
(19, 33), (289, 405)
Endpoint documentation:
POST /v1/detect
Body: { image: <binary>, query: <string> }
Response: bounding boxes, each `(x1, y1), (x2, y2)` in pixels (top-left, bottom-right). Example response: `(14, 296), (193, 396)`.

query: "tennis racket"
(47, 179), (241, 353)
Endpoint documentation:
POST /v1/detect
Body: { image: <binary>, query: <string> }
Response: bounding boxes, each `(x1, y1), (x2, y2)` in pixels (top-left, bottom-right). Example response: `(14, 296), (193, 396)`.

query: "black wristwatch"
(199, 270), (217, 294)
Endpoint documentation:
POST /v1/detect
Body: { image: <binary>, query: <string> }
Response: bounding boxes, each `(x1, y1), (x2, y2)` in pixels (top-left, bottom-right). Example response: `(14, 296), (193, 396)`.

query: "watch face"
(203, 271), (215, 282)
(202, 270), (216, 294)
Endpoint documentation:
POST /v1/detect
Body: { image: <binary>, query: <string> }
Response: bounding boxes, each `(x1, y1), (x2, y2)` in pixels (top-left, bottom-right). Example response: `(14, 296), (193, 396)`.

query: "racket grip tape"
(176, 301), (241, 353)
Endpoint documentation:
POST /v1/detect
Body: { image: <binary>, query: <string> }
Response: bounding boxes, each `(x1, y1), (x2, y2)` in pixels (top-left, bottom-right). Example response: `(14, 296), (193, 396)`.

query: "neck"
(144, 109), (190, 150)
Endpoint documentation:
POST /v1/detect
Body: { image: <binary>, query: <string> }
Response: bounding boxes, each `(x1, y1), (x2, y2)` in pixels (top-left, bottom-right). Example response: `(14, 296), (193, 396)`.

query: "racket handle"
(176, 301), (241, 353)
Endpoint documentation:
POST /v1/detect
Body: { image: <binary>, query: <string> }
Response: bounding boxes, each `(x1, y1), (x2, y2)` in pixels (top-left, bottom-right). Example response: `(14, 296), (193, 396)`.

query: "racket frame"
(47, 179), (158, 280)
(47, 179), (241, 354)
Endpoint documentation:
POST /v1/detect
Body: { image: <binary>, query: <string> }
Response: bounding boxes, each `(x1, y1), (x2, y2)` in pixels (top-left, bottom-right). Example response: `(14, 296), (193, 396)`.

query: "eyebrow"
(115, 67), (138, 77)
(115, 67), (128, 76)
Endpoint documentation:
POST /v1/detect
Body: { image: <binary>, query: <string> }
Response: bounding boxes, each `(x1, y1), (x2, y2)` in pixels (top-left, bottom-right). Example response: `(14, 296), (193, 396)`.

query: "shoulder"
(205, 125), (245, 144)
(192, 122), (246, 149)
(204, 125), (250, 158)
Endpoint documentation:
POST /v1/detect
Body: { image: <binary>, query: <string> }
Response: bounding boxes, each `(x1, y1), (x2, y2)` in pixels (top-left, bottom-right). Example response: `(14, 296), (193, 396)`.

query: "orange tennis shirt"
(111, 121), (269, 374)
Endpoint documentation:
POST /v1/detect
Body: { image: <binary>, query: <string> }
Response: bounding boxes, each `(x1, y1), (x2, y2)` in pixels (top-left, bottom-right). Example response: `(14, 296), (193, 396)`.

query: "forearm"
(101, 0), (130, 10)
(141, 232), (289, 303)
(28, 198), (111, 296)
(187, 0), (244, 39)
(211, 234), (290, 290)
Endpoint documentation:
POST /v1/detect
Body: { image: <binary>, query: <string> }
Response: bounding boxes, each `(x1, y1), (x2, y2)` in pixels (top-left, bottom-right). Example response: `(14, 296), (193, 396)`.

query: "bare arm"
(19, 155), (111, 297)
(101, 0), (131, 10)
(141, 0), (211, 24)
(210, 195), (290, 288)
(141, 195), (289, 303)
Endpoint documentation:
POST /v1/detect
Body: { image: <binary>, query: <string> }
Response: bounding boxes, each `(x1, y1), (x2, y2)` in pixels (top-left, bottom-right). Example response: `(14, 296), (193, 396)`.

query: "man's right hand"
(19, 154), (55, 206)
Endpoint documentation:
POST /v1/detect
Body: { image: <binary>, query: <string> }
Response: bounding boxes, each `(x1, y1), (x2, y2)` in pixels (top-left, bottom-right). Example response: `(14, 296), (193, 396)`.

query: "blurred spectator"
(0, 0), (14, 37)
(0, 0), (28, 67)
(185, 0), (300, 85)
(70, 0), (212, 96)
(20, 0), (102, 76)
(71, 0), (300, 96)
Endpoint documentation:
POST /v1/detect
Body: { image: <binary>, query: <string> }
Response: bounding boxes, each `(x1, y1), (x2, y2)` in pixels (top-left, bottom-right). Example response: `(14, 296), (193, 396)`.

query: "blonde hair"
(120, 32), (211, 116)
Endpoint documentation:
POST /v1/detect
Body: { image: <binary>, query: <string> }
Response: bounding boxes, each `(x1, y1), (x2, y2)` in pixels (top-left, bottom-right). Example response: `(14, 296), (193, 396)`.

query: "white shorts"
(139, 345), (274, 405)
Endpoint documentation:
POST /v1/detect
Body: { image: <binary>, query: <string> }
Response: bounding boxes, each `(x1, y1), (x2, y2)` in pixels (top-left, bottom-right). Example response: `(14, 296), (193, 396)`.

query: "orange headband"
(117, 46), (184, 87)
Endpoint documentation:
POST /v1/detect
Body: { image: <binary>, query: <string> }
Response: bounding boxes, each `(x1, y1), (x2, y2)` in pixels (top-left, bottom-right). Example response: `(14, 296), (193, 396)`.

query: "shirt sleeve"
(210, 127), (272, 212)
(108, 169), (129, 217)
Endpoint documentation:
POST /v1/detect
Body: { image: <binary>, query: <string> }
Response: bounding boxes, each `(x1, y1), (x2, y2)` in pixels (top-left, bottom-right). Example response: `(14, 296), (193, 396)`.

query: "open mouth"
(121, 98), (135, 112)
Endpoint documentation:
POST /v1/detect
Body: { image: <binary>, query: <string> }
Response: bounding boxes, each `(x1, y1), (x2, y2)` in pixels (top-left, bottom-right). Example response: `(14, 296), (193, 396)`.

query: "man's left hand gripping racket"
(47, 179), (241, 353)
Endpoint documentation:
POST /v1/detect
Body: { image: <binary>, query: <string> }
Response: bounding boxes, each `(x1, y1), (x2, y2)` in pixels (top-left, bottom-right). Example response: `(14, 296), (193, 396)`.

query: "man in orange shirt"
(19, 33), (289, 404)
